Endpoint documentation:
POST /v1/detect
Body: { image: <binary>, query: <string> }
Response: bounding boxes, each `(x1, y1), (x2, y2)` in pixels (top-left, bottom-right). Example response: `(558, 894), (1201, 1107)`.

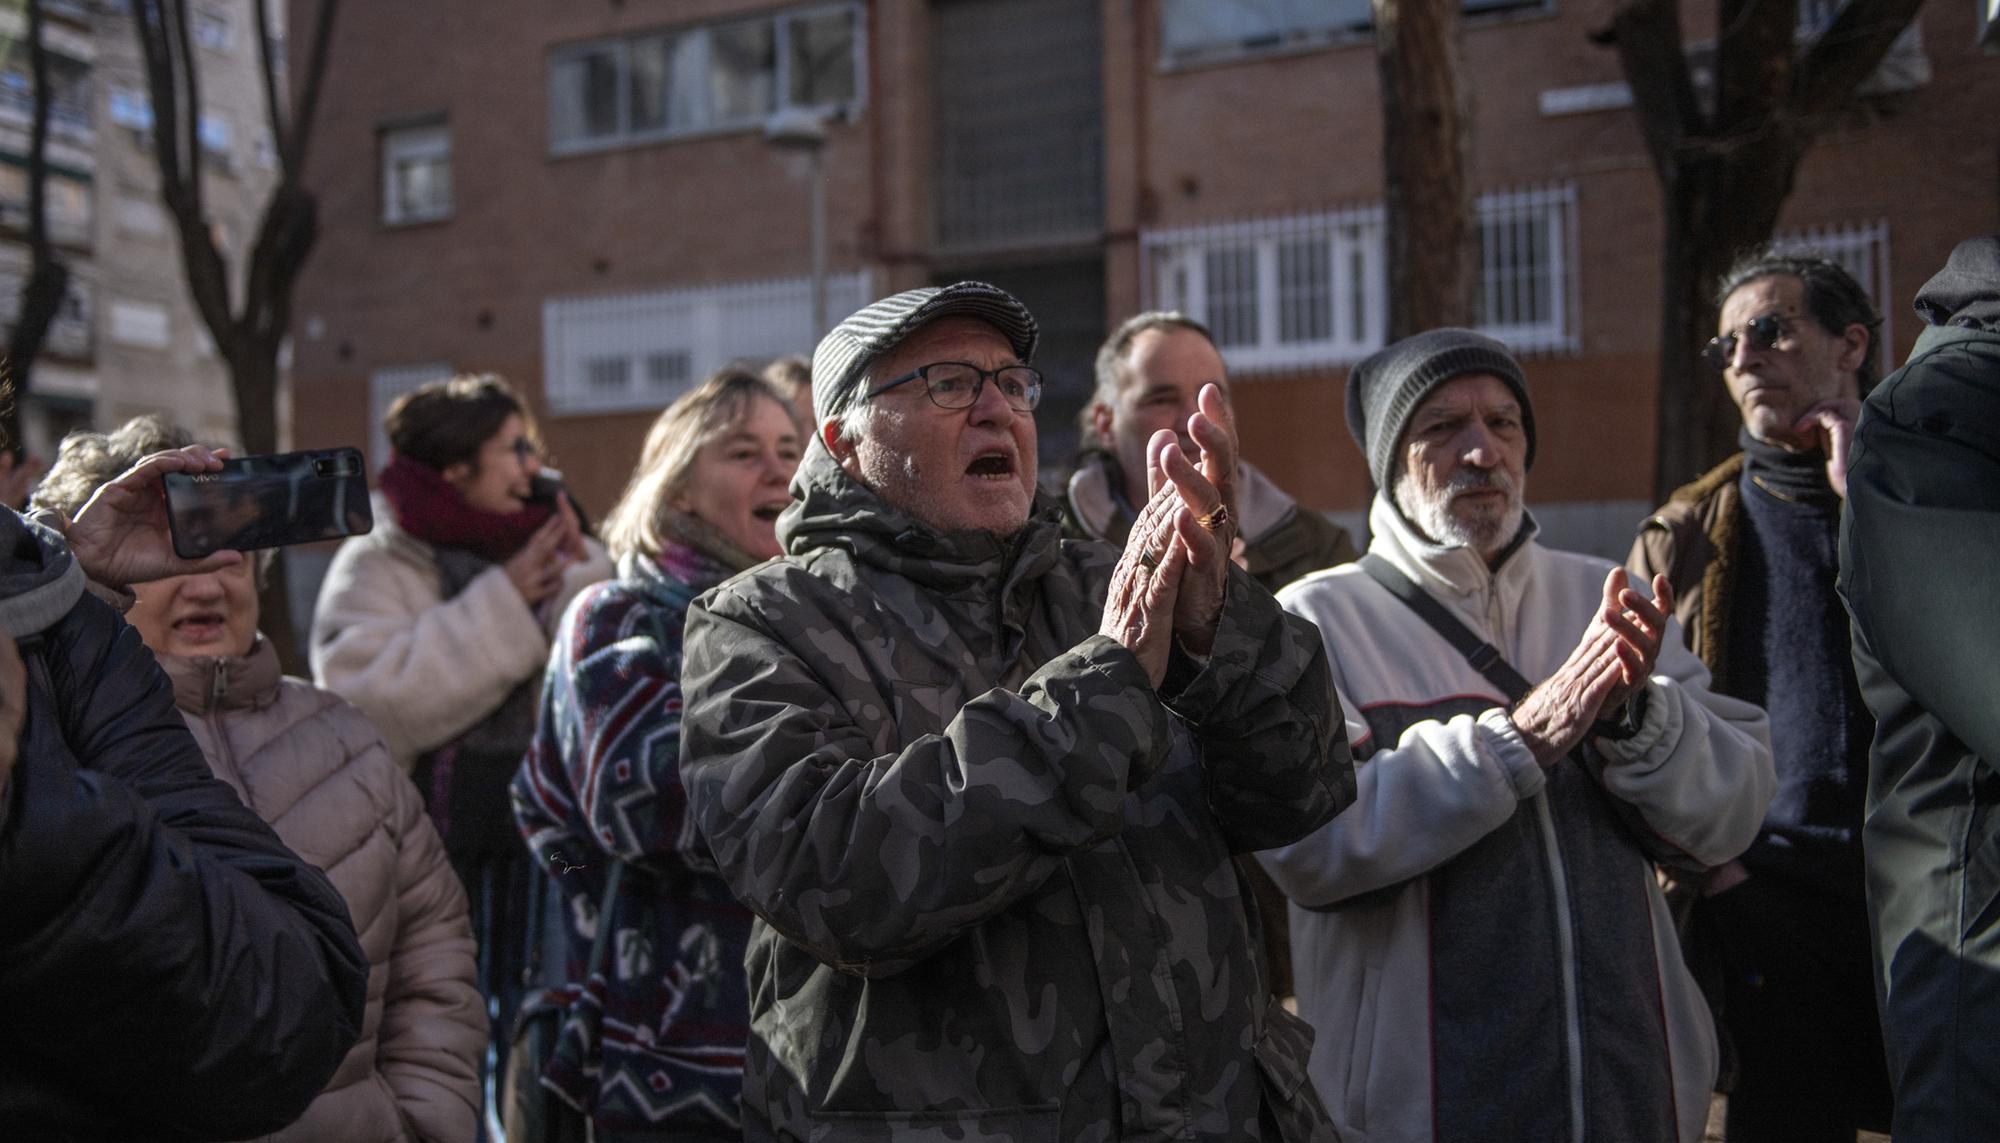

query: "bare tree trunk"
(4, 0), (73, 455)
(1374, 0), (1475, 339)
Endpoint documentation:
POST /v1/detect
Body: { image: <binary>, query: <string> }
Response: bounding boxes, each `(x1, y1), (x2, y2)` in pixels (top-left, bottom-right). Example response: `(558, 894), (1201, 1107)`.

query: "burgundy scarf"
(377, 454), (554, 563)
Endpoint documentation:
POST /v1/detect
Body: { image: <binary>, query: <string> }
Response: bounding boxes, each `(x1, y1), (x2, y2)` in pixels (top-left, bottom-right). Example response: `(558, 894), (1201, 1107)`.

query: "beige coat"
(308, 499), (612, 770)
(163, 639), (486, 1143)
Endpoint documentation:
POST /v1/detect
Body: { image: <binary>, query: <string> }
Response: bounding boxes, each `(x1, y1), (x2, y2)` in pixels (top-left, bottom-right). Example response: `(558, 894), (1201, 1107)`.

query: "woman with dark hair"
(310, 373), (612, 1113)
(511, 369), (799, 1140)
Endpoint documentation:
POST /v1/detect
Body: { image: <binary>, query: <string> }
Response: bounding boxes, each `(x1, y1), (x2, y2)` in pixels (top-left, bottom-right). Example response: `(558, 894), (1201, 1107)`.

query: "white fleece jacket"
(1259, 495), (1773, 1143)
(309, 497), (611, 771)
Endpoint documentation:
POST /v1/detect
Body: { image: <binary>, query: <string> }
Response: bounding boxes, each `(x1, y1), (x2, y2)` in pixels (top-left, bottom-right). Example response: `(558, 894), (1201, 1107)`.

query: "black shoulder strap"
(1358, 553), (1534, 704)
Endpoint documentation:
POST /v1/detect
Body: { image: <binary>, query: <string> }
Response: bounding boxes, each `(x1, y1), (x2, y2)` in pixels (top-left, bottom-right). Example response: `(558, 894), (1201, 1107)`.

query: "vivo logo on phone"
(191, 474), (223, 483)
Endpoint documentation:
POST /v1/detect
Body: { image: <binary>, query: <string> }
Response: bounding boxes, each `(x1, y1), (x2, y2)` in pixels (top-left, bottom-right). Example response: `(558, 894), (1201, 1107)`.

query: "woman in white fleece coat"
(310, 375), (611, 1108)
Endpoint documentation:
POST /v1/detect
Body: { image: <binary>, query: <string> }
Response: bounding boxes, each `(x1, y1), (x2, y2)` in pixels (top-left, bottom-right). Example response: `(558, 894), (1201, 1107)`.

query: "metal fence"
(1771, 218), (1892, 373)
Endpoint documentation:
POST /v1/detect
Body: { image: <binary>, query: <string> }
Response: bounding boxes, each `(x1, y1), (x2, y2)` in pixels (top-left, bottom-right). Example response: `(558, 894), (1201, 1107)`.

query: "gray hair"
(1084, 311), (1218, 435)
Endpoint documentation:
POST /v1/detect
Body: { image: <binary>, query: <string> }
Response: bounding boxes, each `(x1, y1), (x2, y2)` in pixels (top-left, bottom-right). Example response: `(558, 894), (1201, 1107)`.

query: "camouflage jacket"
(680, 449), (1354, 1142)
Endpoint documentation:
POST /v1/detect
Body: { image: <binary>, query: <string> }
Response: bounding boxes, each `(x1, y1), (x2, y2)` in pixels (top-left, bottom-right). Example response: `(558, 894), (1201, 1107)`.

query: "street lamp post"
(764, 107), (831, 340)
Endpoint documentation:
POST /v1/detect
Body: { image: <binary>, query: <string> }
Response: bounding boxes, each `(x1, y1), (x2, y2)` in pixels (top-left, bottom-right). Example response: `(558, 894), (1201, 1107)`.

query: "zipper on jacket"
(203, 659), (243, 787)
(1533, 793), (1588, 1143)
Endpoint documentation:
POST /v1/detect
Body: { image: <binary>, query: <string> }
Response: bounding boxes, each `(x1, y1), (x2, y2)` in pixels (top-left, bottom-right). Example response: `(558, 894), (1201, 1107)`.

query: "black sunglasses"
(1702, 312), (1797, 371)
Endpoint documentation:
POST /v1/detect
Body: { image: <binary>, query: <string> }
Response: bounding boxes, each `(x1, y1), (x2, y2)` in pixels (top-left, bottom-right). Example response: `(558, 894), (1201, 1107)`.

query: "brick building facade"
(288, 0), (2000, 560)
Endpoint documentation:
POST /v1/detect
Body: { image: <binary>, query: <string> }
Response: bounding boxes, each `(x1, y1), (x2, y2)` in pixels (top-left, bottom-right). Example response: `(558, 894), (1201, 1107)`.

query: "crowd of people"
(0, 233), (1995, 1143)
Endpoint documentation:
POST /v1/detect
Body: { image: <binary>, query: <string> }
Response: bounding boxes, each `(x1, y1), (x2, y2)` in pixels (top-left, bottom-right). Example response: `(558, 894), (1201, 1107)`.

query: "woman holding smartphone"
(309, 374), (613, 1113)
(33, 415), (487, 1142)
(511, 369), (801, 1141)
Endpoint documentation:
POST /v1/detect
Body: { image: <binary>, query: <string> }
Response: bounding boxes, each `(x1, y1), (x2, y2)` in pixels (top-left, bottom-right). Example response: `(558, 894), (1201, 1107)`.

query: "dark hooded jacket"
(1840, 234), (2000, 1143)
(0, 509), (368, 1141)
(679, 448), (1353, 1141)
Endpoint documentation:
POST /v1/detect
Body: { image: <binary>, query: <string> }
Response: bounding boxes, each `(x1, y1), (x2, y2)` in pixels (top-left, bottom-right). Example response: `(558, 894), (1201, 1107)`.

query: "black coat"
(1840, 284), (2000, 1141)
(0, 512), (368, 1140)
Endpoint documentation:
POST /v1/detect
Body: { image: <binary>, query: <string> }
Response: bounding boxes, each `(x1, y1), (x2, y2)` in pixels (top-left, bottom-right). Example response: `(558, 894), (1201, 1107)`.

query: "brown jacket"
(163, 639), (485, 1143)
(1626, 454), (1744, 692)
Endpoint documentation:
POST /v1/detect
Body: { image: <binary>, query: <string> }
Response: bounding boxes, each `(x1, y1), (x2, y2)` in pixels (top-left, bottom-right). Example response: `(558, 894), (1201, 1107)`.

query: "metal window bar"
(1771, 219), (1892, 375)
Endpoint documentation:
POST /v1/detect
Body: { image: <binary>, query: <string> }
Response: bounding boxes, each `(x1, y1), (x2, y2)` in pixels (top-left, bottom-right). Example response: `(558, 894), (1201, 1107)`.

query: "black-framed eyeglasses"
(867, 361), (1044, 413)
(1702, 312), (1799, 371)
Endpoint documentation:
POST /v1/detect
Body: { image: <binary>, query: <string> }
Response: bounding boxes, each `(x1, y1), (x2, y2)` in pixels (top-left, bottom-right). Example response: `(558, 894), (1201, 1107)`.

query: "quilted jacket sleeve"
(679, 583), (1174, 978)
(1160, 566), (1353, 854)
(378, 763), (485, 1143)
(0, 597), (368, 1140)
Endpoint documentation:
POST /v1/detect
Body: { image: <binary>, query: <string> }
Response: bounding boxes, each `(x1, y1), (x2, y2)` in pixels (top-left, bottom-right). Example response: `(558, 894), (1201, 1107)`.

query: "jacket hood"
(779, 445), (1066, 601)
(0, 509), (85, 638)
(162, 635), (283, 717)
(1914, 235), (2000, 331)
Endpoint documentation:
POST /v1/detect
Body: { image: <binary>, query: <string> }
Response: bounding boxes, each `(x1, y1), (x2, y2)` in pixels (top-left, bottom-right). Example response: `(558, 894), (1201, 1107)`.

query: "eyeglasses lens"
(922, 364), (1042, 412)
(1703, 314), (1787, 371)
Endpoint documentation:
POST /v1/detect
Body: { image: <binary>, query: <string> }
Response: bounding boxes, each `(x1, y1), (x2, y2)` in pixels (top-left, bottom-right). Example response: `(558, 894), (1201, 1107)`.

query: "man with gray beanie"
(678, 281), (1352, 1140)
(1258, 328), (1773, 1143)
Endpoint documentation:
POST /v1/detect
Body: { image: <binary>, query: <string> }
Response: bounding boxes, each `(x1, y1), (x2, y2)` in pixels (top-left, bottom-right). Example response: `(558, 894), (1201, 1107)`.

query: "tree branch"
(1791, 0), (1929, 117)
(1602, 0), (1705, 181)
(132, 0), (234, 340)
(287, 0), (340, 178)
(252, 0), (289, 177)
(1712, 0), (1799, 136)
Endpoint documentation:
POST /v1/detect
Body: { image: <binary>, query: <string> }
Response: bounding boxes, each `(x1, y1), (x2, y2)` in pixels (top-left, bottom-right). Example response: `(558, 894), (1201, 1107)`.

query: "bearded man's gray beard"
(1393, 467), (1525, 555)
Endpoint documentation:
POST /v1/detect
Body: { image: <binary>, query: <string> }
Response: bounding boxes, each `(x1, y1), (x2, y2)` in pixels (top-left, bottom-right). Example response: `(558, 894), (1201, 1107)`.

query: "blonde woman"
(512, 369), (800, 1140)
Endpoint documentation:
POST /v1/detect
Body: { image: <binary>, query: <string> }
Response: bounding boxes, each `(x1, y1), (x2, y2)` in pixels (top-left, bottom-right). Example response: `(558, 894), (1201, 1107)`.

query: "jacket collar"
(0, 509), (85, 638)
(162, 634), (282, 717)
(1366, 490), (1542, 605)
(779, 444), (1065, 611)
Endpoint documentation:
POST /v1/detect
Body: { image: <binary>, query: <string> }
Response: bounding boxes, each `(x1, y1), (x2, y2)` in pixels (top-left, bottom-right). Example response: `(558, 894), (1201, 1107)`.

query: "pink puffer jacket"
(162, 638), (485, 1143)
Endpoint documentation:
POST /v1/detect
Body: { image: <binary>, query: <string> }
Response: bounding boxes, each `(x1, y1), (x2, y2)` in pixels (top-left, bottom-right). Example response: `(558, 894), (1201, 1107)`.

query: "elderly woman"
(512, 370), (800, 1141)
(310, 373), (613, 1095)
(33, 416), (487, 1143)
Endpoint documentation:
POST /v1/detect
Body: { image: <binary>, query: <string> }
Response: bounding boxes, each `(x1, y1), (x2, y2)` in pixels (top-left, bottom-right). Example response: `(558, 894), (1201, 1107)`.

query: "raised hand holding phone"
(65, 445), (245, 589)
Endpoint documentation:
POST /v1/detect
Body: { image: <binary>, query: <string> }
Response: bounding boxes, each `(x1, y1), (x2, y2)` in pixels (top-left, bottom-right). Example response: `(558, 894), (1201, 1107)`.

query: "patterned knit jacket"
(513, 543), (753, 1133)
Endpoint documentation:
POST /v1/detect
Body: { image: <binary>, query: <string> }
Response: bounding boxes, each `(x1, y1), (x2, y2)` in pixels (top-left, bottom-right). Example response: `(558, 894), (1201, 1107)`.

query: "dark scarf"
(378, 454), (554, 564)
(1739, 428), (1838, 505)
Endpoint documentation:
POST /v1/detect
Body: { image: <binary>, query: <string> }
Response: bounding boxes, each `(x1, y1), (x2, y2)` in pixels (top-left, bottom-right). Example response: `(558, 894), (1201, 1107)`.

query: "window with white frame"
(548, 3), (861, 154)
(544, 272), (870, 415)
(381, 122), (451, 225)
(1771, 218), (1893, 373)
(1158, 0), (1546, 66)
(1142, 184), (1578, 373)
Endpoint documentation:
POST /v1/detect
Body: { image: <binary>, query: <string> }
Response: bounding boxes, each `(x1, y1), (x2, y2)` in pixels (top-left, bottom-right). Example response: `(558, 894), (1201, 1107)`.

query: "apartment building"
(287, 0), (2000, 556)
(0, 0), (282, 460)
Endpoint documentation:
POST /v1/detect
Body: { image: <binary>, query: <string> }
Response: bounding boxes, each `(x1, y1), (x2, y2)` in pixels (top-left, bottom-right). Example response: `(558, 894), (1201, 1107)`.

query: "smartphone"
(162, 447), (374, 559)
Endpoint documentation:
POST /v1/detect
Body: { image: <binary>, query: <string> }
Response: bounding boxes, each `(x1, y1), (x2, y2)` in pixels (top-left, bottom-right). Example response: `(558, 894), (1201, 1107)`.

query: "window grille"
(1141, 184), (1578, 374)
(543, 272), (870, 416)
(1158, 0), (1548, 67)
(368, 363), (454, 472)
(1771, 218), (1892, 374)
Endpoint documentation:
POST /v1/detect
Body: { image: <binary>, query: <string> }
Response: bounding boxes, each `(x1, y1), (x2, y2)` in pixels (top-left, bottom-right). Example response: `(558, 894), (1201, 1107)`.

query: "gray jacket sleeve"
(679, 594), (1173, 978)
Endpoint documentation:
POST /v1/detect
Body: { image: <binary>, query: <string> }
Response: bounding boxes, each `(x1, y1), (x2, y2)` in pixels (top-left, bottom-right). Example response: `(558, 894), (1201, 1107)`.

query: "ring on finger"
(1137, 548), (1160, 573)
(1196, 505), (1232, 532)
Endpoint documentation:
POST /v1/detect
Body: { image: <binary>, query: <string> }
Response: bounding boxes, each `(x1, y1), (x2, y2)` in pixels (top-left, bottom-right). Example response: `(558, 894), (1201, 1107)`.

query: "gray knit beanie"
(1344, 328), (1535, 488)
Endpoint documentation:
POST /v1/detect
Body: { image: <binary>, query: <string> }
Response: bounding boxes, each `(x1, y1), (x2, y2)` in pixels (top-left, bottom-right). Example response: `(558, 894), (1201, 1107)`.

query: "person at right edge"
(1627, 250), (1893, 1140)
(1841, 234), (2000, 1143)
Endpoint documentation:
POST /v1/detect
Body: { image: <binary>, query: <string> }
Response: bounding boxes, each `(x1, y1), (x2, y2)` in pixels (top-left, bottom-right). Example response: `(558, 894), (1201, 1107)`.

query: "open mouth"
(173, 611), (228, 640)
(966, 450), (1016, 480)
(751, 500), (787, 522)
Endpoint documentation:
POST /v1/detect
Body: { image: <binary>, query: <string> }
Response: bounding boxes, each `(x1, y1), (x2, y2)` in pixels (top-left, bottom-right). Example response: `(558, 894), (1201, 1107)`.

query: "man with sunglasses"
(677, 281), (1351, 1141)
(1627, 250), (1891, 1141)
